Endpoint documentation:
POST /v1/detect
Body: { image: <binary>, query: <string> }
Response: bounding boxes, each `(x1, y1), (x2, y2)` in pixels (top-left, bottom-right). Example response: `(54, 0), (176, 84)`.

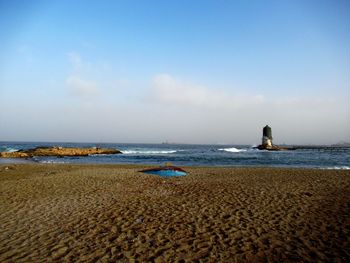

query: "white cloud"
(66, 52), (100, 98)
(151, 74), (265, 109)
(8, 68), (341, 144)
(145, 73), (349, 144)
(150, 74), (339, 112)
(66, 75), (99, 97)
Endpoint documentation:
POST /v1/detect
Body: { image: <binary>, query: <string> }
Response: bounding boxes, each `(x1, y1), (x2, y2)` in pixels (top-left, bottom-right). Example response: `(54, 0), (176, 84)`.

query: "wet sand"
(0, 164), (349, 262)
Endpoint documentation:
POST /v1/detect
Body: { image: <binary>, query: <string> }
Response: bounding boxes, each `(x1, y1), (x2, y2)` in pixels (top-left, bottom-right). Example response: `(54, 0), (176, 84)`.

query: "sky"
(0, 0), (349, 145)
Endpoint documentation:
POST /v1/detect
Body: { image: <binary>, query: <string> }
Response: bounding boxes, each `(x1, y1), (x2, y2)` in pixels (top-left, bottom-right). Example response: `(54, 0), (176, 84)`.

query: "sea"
(0, 142), (349, 169)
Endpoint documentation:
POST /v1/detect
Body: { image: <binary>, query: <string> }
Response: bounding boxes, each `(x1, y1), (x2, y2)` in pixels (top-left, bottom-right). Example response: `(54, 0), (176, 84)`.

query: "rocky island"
(0, 146), (122, 158)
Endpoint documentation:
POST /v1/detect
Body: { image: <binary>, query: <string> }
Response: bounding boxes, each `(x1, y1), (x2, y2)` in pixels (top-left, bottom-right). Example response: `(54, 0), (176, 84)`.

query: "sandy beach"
(0, 164), (349, 262)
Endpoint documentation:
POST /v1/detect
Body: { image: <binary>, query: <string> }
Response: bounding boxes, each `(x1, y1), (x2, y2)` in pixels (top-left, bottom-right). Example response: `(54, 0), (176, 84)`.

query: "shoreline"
(1, 160), (350, 170)
(1, 142), (349, 170)
(1, 164), (349, 262)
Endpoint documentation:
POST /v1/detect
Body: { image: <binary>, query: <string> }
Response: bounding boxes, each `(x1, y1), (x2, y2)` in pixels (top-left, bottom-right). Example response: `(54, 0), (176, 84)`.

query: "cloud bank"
(66, 75), (99, 97)
(151, 74), (265, 109)
(1, 70), (348, 144)
(145, 73), (349, 144)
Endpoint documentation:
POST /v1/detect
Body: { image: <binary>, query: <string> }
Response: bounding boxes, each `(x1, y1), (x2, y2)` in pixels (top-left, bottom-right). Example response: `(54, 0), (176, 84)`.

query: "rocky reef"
(0, 146), (122, 158)
(256, 144), (294, 151)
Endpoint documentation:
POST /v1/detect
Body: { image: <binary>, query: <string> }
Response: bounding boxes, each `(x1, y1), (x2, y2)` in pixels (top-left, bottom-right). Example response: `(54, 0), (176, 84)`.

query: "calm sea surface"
(0, 142), (349, 169)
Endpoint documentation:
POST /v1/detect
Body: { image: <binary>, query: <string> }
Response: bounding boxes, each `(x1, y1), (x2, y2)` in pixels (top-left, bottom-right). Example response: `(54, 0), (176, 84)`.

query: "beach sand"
(0, 164), (349, 262)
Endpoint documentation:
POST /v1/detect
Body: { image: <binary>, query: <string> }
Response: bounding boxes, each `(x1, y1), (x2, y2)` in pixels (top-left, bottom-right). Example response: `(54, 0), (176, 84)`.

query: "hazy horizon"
(1, 139), (349, 147)
(1, 1), (349, 145)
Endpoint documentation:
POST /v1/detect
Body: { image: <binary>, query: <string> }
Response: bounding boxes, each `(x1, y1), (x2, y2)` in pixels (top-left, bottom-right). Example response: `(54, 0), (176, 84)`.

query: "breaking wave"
(218, 147), (247, 153)
(39, 160), (67, 164)
(121, 150), (177, 155)
(2, 147), (19, 152)
(325, 166), (350, 170)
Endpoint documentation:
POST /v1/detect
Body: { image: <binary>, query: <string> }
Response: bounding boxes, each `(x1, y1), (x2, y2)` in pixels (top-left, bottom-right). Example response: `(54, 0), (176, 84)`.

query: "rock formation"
(256, 144), (289, 151)
(0, 146), (122, 158)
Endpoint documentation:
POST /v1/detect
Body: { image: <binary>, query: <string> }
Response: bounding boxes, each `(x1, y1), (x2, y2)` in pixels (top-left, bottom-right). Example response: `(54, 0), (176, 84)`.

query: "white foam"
(326, 166), (350, 170)
(40, 160), (67, 164)
(5, 148), (19, 152)
(121, 150), (177, 155)
(218, 147), (247, 153)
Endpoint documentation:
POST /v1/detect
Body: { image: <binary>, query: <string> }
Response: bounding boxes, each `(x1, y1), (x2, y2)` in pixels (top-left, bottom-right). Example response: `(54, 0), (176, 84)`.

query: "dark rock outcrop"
(256, 144), (295, 151)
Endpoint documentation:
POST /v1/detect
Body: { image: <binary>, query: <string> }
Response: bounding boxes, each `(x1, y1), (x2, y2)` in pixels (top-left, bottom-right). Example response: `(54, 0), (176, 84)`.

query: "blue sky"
(1, 0), (349, 144)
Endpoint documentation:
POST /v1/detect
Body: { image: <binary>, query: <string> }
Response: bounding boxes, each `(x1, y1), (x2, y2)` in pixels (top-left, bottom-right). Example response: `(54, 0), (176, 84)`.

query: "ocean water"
(0, 142), (349, 169)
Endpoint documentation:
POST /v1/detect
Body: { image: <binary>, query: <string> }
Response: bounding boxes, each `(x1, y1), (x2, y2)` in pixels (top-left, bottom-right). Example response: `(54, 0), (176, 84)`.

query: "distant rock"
(331, 142), (350, 147)
(0, 146), (122, 158)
